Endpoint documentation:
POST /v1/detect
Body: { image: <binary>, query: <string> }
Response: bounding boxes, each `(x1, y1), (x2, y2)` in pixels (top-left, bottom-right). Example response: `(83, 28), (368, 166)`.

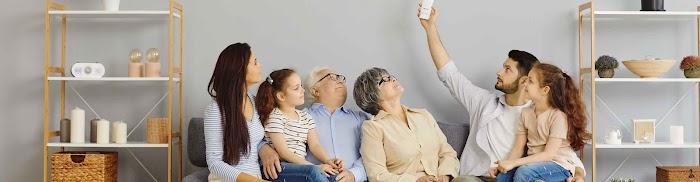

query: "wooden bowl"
(622, 60), (675, 78)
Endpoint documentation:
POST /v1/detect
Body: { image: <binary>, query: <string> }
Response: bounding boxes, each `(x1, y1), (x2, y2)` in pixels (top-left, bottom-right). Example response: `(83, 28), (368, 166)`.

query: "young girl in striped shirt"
(256, 69), (344, 182)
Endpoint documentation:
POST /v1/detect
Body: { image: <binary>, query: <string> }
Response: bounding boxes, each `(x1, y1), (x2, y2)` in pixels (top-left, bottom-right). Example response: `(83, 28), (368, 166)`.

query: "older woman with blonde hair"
(354, 67), (469, 182)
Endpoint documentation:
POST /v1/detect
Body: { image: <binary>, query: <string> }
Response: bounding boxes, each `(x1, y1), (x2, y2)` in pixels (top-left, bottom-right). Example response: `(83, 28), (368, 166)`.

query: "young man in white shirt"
(417, 6), (586, 182)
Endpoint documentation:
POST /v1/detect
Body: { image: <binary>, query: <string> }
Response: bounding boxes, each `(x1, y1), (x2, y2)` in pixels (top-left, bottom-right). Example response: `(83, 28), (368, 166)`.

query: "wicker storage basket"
(51, 151), (117, 182)
(147, 118), (169, 143)
(657, 166), (700, 182)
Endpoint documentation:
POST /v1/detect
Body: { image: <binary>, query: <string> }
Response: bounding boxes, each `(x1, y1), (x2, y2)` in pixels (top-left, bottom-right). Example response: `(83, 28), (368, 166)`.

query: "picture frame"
(633, 119), (656, 143)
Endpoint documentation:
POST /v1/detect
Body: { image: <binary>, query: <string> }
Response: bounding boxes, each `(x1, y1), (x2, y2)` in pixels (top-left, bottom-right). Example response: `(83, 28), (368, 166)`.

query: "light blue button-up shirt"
(305, 103), (370, 182)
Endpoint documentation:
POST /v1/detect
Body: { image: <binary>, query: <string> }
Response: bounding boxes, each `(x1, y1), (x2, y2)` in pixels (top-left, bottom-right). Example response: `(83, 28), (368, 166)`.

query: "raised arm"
(419, 6), (451, 70)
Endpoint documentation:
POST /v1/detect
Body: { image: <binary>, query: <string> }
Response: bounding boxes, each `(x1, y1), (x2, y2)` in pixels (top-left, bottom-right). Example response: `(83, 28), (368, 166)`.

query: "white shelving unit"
(48, 10), (181, 18)
(578, 2), (700, 181)
(48, 76), (180, 82)
(594, 78), (700, 83)
(596, 142), (700, 149)
(48, 141), (169, 148)
(583, 10), (700, 19)
(43, 1), (184, 182)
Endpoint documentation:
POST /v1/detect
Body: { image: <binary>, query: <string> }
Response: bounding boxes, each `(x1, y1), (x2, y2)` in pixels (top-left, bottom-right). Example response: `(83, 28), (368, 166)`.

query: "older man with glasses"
(299, 67), (371, 182)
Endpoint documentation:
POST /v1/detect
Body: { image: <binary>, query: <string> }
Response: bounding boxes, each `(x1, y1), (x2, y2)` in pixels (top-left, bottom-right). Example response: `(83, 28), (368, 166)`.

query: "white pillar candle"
(103, 0), (120, 11)
(114, 121), (127, 144)
(70, 107), (85, 143)
(670, 126), (684, 145)
(96, 119), (110, 144)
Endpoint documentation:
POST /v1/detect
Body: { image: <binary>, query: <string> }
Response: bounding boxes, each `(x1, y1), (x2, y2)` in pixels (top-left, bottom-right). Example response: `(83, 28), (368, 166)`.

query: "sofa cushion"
(437, 121), (470, 159)
(188, 118), (207, 167)
(187, 118), (471, 167)
(182, 169), (209, 182)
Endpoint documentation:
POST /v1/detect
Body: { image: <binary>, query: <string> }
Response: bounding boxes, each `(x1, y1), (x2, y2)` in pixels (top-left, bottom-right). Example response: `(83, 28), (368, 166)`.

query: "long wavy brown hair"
(207, 43), (252, 165)
(534, 63), (592, 151)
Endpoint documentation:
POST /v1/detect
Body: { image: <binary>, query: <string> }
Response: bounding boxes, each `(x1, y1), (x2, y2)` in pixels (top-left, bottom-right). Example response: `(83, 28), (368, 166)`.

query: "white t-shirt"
(484, 96), (532, 174)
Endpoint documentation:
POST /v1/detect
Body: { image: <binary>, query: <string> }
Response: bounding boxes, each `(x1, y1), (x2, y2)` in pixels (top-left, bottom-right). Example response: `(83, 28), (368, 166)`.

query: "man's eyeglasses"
(315, 73), (346, 85)
(378, 75), (396, 86)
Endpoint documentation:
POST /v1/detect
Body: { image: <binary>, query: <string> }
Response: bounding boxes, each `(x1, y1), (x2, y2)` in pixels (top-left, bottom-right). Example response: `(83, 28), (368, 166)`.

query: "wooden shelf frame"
(42, 1), (184, 182)
(578, 1), (700, 181)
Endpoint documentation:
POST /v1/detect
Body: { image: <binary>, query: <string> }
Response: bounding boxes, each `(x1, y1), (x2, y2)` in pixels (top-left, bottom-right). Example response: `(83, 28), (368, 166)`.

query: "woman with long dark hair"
(204, 43), (268, 182)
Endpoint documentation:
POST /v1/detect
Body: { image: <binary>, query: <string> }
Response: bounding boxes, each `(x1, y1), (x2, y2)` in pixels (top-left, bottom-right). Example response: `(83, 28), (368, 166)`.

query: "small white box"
(419, 0), (434, 20)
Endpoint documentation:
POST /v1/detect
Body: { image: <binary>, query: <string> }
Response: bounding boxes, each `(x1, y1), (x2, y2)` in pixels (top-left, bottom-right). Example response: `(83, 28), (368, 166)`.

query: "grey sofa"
(183, 118), (210, 182)
(182, 117), (470, 182)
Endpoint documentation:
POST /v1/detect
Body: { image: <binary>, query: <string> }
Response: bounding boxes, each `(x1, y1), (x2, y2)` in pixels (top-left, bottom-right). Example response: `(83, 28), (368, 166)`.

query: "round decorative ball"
(129, 49), (142, 63)
(146, 48), (160, 63)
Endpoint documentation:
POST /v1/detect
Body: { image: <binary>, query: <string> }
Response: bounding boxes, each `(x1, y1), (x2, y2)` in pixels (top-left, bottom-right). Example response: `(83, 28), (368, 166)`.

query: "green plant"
(595, 55), (619, 70)
(609, 177), (635, 182)
(680, 55), (700, 71)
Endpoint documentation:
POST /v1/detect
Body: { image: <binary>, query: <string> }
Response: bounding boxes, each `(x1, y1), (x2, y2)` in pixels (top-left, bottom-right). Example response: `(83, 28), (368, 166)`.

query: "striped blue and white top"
(204, 92), (265, 181)
(264, 108), (316, 159)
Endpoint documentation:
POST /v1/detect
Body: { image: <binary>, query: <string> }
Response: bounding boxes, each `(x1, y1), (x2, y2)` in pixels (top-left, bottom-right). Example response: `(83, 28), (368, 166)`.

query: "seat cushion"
(182, 168), (209, 182)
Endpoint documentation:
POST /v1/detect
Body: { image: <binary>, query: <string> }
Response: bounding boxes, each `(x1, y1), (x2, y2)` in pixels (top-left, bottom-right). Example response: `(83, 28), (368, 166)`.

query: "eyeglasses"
(315, 73), (346, 85)
(378, 75), (396, 86)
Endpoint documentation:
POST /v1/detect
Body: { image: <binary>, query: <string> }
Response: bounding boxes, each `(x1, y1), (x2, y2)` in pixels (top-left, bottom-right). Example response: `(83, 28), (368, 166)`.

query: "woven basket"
(51, 151), (117, 182)
(147, 118), (169, 143)
(657, 166), (700, 182)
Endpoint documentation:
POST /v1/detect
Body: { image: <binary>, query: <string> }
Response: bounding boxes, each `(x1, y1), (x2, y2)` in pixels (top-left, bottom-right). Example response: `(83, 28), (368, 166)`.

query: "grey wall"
(1, 0), (698, 181)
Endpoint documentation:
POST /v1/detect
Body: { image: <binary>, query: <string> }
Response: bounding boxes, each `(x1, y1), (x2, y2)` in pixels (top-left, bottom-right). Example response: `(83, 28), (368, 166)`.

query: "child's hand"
(495, 160), (517, 173)
(317, 164), (339, 176)
(566, 176), (585, 182)
(325, 158), (344, 169)
(488, 167), (498, 178)
(416, 175), (439, 182)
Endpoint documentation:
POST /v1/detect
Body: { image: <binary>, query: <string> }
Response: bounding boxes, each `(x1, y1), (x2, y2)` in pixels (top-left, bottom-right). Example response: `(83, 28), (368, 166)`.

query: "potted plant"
(681, 55), (700, 78)
(595, 55), (619, 78)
